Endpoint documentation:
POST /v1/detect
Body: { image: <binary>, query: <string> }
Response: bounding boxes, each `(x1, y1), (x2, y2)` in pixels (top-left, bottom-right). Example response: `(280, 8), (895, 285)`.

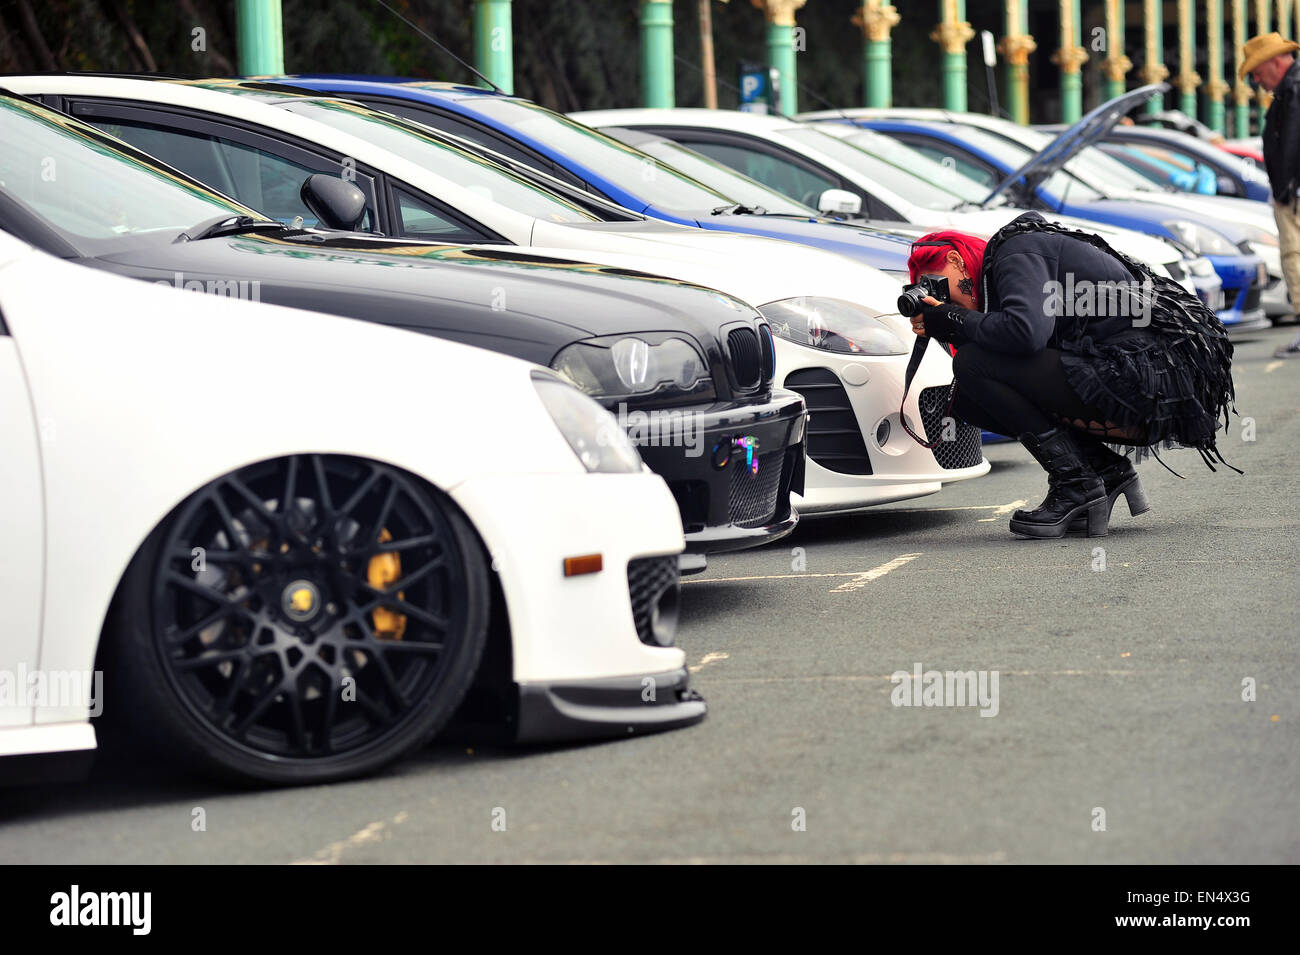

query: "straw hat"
(1240, 31), (1300, 78)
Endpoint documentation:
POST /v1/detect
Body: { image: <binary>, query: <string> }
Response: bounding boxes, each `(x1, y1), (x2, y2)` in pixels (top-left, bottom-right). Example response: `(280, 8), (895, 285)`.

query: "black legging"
(951, 343), (1146, 443)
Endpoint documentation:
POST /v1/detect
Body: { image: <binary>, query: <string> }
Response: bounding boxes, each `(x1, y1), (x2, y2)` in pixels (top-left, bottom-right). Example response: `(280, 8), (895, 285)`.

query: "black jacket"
(957, 213), (1143, 355)
(1263, 59), (1300, 205)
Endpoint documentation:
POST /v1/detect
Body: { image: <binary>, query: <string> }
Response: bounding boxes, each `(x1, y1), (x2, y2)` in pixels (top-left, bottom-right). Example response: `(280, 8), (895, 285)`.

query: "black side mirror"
(300, 174), (367, 231)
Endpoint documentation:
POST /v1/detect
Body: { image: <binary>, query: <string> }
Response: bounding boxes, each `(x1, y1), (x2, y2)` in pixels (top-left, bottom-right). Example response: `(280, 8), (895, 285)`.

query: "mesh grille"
(627, 555), (679, 647)
(919, 385), (983, 470)
(728, 327), (762, 390)
(783, 367), (872, 475)
(758, 324), (775, 382)
(727, 450), (784, 527)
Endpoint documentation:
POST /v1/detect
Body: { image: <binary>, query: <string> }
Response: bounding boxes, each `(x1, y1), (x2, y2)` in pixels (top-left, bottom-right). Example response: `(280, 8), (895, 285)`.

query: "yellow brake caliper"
(367, 529), (407, 640)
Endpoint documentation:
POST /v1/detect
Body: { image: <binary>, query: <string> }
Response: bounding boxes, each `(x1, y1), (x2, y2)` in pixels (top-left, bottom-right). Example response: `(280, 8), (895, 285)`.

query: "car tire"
(106, 454), (490, 785)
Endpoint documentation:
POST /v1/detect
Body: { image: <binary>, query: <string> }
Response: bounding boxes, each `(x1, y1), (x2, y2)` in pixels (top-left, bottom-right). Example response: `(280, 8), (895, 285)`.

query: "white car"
(570, 107), (1200, 282)
(0, 231), (699, 786)
(4, 75), (990, 515)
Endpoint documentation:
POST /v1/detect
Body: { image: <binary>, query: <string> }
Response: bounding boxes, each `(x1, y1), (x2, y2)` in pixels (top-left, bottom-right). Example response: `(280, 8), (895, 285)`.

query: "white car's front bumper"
(778, 338), (989, 515)
(450, 468), (706, 740)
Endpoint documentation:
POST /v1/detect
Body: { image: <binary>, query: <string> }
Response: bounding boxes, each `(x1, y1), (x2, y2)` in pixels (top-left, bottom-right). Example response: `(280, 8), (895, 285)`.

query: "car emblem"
(282, 580), (322, 621)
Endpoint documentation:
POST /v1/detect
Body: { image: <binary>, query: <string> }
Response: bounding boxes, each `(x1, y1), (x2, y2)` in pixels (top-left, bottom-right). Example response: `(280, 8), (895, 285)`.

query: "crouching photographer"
(901, 212), (1237, 540)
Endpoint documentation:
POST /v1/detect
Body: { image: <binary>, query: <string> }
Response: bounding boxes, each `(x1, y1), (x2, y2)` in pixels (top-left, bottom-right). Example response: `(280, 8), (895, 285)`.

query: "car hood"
(532, 217), (911, 319)
(687, 211), (910, 269)
(88, 231), (764, 364)
(1102, 190), (1276, 232)
(984, 84), (1171, 206)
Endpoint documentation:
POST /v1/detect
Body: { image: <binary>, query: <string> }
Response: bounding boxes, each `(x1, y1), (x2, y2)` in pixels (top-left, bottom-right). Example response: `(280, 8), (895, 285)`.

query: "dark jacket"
(958, 214), (1142, 355)
(1262, 59), (1300, 205)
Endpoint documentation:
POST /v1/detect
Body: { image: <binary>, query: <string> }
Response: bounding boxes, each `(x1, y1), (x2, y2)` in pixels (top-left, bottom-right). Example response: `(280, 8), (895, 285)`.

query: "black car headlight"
(551, 335), (715, 402)
(759, 297), (908, 356)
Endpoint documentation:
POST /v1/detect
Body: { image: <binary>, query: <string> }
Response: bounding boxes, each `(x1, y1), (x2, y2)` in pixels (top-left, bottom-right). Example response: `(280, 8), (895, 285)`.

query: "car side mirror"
(301, 174), (367, 231)
(817, 188), (862, 216)
(1215, 174), (1239, 197)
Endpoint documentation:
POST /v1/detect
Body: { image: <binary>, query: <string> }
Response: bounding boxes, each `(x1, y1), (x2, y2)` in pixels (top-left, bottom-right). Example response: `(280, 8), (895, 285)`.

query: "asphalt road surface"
(3, 328), (1297, 864)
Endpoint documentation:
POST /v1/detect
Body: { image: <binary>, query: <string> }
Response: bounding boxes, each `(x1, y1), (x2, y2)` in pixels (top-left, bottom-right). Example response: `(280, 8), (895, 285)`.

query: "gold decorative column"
(1141, 0), (1170, 113)
(1051, 0), (1089, 122)
(853, 1), (900, 108)
(752, 0), (808, 116)
(998, 0), (1037, 124)
(931, 0), (976, 111)
(1102, 0), (1132, 100)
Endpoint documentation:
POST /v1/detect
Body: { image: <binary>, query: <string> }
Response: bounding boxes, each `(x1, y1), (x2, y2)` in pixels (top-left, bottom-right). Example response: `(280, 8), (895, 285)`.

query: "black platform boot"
(1067, 437), (1149, 531)
(1010, 427), (1109, 538)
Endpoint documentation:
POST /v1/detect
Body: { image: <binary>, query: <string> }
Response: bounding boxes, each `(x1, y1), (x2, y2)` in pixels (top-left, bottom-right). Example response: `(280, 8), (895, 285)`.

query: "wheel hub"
(281, 578), (323, 623)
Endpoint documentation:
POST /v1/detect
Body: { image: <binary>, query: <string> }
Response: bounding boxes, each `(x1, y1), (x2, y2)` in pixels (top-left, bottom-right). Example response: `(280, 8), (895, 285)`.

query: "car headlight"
(550, 335), (714, 402)
(1162, 220), (1241, 257)
(1188, 256), (1216, 277)
(1239, 223), (1279, 247)
(531, 373), (643, 474)
(759, 297), (908, 356)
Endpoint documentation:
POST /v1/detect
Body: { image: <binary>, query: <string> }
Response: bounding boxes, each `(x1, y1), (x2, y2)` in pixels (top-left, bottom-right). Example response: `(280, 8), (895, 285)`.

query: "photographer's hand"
(914, 298), (972, 346)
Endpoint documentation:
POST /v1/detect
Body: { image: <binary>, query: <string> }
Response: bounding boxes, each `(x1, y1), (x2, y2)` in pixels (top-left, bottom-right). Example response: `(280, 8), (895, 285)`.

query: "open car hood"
(983, 84), (1170, 207)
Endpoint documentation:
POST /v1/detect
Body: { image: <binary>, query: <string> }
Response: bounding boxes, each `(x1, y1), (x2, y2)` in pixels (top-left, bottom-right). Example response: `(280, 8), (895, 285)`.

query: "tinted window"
(683, 139), (838, 208)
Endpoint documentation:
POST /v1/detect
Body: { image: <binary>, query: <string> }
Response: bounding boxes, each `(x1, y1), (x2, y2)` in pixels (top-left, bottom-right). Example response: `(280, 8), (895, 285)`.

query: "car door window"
(681, 139), (838, 209)
(393, 188), (488, 243)
(79, 114), (374, 230)
(904, 142), (998, 188)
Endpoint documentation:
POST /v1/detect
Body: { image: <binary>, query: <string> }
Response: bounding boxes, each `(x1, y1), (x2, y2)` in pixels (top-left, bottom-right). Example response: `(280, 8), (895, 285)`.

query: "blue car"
(1096, 143), (1212, 194)
(272, 75), (922, 272)
(837, 89), (1268, 332)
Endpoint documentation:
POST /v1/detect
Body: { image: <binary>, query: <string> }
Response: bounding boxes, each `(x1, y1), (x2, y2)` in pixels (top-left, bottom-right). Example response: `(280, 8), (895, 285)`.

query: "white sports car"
(0, 232), (699, 786)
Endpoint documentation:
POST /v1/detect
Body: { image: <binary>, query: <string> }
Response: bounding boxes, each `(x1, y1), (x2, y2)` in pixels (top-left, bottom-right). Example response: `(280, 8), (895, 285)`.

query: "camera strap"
(898, 336), (958, 449)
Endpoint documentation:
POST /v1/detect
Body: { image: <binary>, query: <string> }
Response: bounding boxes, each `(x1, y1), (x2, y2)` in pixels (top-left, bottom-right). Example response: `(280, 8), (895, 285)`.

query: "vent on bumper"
(728, 327), (762, 390)
(783, 367), (872, 475)
(919, 385), (983, 470)
(627, 555), (680, 647)
(727, 449), (784, 527)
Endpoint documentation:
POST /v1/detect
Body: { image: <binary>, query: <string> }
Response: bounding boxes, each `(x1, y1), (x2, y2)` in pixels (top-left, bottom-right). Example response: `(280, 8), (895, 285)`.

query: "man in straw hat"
(1243, 31), (1300, 357)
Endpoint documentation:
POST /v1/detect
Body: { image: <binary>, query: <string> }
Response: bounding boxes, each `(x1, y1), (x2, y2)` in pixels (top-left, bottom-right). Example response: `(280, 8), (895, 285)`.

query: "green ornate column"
(998, 0), (1036, 124)
(854, 1), (900, 108)
(1205, 0), (1228, 133)
(1102, 0), (1131, 101)
(473, 0), (513, 94)
(1232, 0), (1251, 135)
(753, 0), (807, 116)
(640, 0), (675, 108)
(1175, 0), (1200, 118)
(1052, 0), (1088, 123)
(931, 0), (975, 111)
(235, 0), (283, 75)
(1141, 0), (1169, 113)
(1255, 0), (1272, 129)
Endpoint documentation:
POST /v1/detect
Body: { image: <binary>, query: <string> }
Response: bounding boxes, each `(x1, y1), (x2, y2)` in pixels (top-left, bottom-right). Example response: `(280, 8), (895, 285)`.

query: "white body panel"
(0, 235), (683, 758)
(0, 76), (988, 510)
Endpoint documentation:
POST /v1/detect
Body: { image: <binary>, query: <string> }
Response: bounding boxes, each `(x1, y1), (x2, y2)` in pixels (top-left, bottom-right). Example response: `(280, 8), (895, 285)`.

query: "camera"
(897, 274), (950, 317)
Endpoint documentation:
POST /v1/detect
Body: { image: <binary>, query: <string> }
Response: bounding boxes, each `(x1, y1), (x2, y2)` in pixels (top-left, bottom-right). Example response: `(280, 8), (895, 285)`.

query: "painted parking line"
(976, 499), (1029, 523)
(689, 651), (730, 673)
(1265, 360), (1284, 373)
(684, 552), (922, 590)
(828, 552), (923, 592)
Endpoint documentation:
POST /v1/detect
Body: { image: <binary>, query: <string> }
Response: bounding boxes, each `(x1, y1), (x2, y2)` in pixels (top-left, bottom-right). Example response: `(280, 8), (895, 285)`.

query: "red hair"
(907, 231), (988, 309)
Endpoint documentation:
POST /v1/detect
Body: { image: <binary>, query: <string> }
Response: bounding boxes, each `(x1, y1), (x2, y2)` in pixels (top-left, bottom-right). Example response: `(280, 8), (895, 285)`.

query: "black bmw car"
(0, 91), (805, 564)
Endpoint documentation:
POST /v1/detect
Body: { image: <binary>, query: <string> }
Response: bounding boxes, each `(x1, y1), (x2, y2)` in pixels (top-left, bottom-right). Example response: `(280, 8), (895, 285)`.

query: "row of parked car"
(0, 75), (1271, 785)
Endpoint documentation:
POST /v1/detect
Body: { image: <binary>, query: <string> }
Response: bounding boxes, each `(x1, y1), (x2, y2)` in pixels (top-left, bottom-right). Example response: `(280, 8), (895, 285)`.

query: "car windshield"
(630, 138), (815, 214)
(974, 121), (1157, 194)
(930, 123), (1104, 202)
(466, 97), (734, 212)
(275, 99), (599, 223)
(0, 95), (254, 252)
(834, 127), (992, 204)
(779, 126), (971, 211)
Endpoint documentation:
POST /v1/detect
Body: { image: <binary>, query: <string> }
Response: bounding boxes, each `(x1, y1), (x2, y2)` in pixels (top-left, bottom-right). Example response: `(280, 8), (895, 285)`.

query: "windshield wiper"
(178, 214), (286, 242)
(710, 203), (766, 216)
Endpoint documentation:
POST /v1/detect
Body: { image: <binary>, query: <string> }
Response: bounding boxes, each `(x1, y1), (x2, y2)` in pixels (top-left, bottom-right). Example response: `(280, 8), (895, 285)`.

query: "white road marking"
(294, 811), (409, 865)
(688, 651), (730, 673)
(829, 552), (923, 593)
(1265, 360), (1283, 373)
(977, 498), (1029, 522)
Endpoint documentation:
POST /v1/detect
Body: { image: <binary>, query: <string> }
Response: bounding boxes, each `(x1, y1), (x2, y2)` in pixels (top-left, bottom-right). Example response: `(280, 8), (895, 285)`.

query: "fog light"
(876, 418), (891, 446)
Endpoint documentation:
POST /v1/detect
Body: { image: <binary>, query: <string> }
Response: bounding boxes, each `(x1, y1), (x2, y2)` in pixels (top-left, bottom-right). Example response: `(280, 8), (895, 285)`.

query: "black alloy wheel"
(109, 454), (489, 784)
